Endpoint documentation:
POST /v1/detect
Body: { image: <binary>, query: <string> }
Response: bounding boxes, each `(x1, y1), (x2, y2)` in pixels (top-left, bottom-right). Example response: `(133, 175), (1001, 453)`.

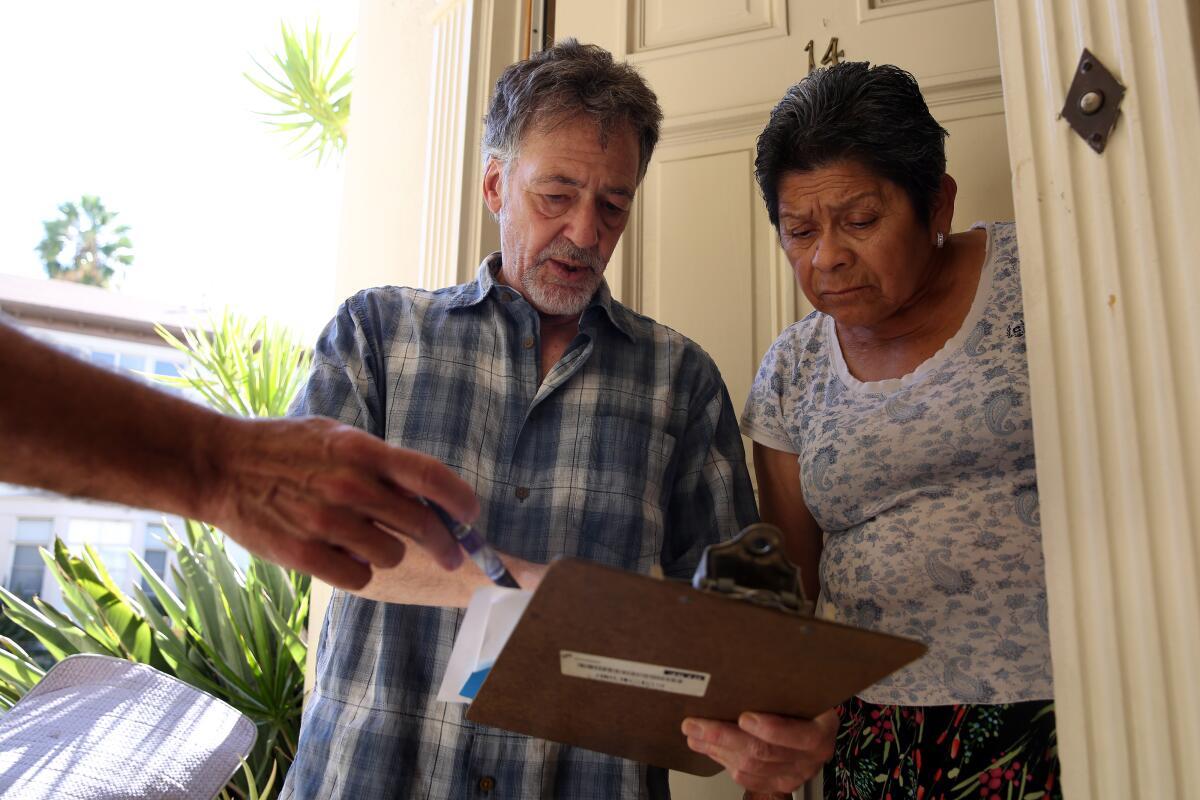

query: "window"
(8, 519), (53, 601)
(89, 350), (117, 369)
(15, 518), (53, 543)
(144, 522), (168, 546)
(118, 353), (146, 373)
(66, 519), (133, 589)
(141, 549), (168, 592)
(153, 360), (181, 378)
(9, 547), (46, 600)
(141, 522), (170, 591)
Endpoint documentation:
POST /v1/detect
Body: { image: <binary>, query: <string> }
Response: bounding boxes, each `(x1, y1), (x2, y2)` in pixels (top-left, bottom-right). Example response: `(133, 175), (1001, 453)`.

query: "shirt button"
(521, 335), (535, 349)
(478, 775), (495, 792)
(515, 486), (530, 501)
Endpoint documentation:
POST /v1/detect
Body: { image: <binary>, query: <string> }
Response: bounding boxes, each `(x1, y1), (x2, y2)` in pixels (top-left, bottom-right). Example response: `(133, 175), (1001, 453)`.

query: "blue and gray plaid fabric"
(281, 255), (758, 799)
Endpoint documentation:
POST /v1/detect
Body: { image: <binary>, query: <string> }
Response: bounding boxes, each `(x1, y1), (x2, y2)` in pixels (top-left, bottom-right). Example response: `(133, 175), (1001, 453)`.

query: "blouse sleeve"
(740, 327), (803, 454)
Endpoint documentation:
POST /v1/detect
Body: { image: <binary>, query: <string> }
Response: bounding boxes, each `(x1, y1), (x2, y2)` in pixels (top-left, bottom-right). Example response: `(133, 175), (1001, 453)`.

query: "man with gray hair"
(282, 40), (832, 798)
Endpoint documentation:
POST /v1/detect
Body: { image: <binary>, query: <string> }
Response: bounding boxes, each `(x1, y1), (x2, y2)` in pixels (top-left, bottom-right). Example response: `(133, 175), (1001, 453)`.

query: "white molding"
(462, 0), (523, 283)
(658, 102), (773, 148)
(996, 0), (1200, 797)
(622, 183), (646, 313)
(771, 228), (803, 334)
(857, 0), (986, 23)
(418, 0), (476, 290)
(656, 66), (1003, 148)
(921, 65), (1003, 107)
(459, 0), (494, 283)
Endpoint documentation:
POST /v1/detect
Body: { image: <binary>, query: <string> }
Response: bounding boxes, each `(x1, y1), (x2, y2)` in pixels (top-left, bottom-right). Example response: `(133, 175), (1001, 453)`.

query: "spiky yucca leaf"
(151, 309), (311, 419)
(0, 638), (45, 710)
(244, 21), (352, 165)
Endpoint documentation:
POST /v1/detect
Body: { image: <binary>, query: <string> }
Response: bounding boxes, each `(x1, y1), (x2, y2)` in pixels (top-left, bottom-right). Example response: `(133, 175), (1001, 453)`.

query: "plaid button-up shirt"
(281, 256), (758, 799)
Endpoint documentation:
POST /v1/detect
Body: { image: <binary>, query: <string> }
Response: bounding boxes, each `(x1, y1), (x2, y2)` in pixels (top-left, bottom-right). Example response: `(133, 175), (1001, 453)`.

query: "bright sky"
(1, 1), (359, 342)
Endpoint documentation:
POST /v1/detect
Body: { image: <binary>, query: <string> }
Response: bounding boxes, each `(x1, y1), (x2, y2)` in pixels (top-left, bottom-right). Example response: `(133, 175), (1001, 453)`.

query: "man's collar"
(442, 253), (502, 309)
(449, 252), (638, 342)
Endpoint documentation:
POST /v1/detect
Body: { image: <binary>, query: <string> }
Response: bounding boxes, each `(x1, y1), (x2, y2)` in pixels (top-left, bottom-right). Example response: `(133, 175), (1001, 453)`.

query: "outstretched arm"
(0, 319), (479, 590)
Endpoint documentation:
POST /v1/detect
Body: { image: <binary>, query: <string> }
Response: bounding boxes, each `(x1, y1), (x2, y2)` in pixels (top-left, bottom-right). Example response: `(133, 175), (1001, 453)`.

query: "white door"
(557, 0), (1011, 455)
(554, 2), (1012, 797)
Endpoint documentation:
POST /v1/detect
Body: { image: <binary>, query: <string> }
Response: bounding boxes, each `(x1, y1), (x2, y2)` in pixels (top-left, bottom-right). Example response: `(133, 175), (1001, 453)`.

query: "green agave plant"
(223, 761), (278, 800)
(245, 21), (353, 165)
(152, 311), (311, 419)
(0, 309), (315, 799)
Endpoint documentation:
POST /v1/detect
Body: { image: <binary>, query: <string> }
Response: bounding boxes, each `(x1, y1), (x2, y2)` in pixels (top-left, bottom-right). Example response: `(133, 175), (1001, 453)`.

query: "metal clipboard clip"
(691, 523), (814, 617)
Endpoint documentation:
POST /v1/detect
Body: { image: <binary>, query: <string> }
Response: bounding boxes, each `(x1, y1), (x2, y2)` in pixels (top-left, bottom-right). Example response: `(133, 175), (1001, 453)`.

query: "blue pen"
(422, 499), (521, 589)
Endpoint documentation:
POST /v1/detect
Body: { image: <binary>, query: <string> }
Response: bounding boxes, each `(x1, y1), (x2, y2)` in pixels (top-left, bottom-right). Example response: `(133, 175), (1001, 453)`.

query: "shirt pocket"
(565, 415), (676, 572)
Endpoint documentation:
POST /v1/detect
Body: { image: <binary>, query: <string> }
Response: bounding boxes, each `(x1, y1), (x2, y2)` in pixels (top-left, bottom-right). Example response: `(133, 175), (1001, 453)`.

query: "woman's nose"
(811, 233), (850, 272)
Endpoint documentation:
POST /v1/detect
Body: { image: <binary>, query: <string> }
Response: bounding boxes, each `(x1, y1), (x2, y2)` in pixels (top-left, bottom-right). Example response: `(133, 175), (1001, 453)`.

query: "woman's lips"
(821, 286), (868, 298)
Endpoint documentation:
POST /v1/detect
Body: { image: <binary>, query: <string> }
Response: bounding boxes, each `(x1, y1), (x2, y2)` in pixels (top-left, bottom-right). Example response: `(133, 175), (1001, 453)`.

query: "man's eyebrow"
(532, 174), (583, 188)
(532, 174), (635, 198)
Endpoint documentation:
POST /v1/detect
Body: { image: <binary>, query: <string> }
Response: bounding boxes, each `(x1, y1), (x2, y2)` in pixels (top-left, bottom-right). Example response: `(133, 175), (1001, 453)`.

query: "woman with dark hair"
(739, 63), (1061, 799)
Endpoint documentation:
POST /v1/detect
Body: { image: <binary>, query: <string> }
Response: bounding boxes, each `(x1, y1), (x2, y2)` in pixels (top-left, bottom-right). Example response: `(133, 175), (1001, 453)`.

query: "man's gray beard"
(521, 264), (600, 316)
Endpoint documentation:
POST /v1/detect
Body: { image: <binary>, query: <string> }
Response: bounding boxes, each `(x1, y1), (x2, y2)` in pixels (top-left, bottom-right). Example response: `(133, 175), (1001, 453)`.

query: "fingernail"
(740, 712), (762, 733)
(681, 720), (701, 738)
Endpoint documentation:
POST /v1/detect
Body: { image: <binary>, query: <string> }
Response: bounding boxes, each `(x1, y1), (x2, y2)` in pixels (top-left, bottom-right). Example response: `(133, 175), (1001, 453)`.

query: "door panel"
(640, 146), (760, 412)
(636, 0), (783, 52)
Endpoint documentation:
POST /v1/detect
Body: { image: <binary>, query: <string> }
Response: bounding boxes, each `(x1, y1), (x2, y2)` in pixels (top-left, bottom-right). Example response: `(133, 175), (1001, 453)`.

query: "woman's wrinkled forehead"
(776, 164), (903, 220)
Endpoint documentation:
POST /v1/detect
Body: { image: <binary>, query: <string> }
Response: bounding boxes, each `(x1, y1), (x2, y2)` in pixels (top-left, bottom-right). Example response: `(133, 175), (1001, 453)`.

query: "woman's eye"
(848, 218), (876, 229)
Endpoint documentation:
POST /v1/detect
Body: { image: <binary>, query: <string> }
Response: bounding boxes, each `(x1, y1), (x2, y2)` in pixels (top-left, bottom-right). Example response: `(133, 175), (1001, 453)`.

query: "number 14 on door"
(805, 37), (845, 73)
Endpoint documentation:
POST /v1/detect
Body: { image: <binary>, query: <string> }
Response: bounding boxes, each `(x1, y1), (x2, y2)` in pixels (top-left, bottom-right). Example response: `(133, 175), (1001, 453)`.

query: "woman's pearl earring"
(936, 231), (945, 249)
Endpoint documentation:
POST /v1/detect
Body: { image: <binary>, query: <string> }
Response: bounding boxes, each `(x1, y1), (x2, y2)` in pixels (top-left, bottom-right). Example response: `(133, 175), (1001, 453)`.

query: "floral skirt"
(823, 697), (1061, 800)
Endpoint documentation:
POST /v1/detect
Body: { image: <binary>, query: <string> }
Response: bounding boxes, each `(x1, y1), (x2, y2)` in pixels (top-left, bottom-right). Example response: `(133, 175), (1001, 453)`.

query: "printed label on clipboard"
(560, 651), (710, 697)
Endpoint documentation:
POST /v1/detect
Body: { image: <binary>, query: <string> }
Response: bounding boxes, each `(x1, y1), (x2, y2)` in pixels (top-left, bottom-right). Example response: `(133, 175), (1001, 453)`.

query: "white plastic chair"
(0, 654), (256, 799)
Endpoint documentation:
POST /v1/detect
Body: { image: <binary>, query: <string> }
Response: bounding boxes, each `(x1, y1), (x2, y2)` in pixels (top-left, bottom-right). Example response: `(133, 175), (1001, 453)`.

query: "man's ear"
(930, 173), (958, 238)
(483, 158), (505, 217)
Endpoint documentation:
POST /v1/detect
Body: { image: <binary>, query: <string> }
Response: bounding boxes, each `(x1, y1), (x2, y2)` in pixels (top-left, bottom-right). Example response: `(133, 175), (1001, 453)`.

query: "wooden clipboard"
(466, 558), (926, 776)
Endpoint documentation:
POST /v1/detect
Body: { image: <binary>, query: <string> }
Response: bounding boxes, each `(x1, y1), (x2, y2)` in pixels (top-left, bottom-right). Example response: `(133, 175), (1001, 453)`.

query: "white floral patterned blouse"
(741, 222), (1054, 705)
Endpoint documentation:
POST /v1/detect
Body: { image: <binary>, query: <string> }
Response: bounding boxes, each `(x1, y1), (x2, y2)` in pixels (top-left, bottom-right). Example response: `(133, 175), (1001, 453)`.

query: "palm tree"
(36, 195), (134, 288)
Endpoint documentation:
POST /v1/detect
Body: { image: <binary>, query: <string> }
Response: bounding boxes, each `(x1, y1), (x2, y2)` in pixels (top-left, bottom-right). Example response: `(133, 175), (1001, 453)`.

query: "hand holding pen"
(422, 499), (522, 589)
